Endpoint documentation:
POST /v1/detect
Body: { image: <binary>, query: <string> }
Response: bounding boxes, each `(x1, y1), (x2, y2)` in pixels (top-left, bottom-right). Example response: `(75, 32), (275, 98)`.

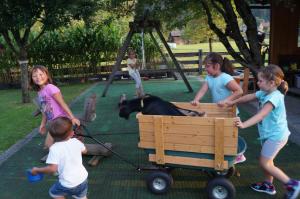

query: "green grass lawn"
(170, 42), (241, 69)
(171, 42), (238, 53)
(0, 82), (93, 154)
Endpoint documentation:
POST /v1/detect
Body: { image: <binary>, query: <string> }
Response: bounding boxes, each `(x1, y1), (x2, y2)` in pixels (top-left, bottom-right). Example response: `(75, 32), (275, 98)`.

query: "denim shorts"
(49, 179), (88, 199)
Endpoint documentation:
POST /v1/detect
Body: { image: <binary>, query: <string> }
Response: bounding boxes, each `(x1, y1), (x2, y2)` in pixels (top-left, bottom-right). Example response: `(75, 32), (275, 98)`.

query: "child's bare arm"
(218, 80), (243, 107)
(39, 113), (47, 135)
(227, 93), (256, 107)
(235, 102), (273, 129)
(31, 164), (57, 175)
(225, 80), (243, 101)
(53, 92), (80, 126)
(82, 148), (88, 155)
(191, 82), (209, 105)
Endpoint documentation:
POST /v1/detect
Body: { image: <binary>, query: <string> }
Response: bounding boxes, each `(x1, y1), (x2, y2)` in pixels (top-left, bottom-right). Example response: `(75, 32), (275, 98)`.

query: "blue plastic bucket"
(27, 169), (44, 183)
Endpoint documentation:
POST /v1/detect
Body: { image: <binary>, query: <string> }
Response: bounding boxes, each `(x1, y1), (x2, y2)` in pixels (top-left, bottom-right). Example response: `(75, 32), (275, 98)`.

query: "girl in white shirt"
(127, 50), (144, 97)
(31, 117), (88, 199)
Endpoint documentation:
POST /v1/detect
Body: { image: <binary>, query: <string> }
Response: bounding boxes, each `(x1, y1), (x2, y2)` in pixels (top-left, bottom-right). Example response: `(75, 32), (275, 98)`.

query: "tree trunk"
(19, 48), (30, 103)
(209, 38), (213, 52)
(201, 0), (263, 78)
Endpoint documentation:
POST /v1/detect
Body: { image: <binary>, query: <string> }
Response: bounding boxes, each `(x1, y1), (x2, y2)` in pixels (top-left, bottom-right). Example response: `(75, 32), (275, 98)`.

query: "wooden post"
(198, 49), (203, 74)
(102, 27), (135, 97)
(209, 38), (213, 52)
(154, 24), (193, 93)
(242, 68), (250, 95)
(149, 32), (177, 80)
(214, 118), (225, 170)
(154, 116), (165, 164)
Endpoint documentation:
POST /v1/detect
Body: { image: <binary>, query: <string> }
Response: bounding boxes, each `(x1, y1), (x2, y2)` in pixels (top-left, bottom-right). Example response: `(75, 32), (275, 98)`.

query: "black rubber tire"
(211, 167), (236, 178)
(146, 171), (173, 194)
(207, 177), (236, 199)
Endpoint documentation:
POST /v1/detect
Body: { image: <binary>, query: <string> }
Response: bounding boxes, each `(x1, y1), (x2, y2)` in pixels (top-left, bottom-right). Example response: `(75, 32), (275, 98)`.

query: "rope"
(140, 28), (146, 70)
(74, 125), (142, 171)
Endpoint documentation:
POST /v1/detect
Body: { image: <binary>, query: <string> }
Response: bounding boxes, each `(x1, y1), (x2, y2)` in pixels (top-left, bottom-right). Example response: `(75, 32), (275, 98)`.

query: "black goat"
(119, 94), (205, 119)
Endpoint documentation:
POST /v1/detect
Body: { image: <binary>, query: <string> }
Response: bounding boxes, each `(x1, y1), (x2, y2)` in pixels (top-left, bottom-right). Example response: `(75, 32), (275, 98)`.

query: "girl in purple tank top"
(30, 65), (80, 149)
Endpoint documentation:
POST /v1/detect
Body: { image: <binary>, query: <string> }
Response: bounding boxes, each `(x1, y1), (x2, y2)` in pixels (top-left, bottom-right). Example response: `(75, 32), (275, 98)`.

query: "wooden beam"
(149, 32), (177, 80)
(154, 116), (165, 164)
(101, 27), (134, 97)
(242, 68), (250, 95)
(154, 24), (193, 93)
(214, 118), (225, 170)
(149, 154), (228, 169)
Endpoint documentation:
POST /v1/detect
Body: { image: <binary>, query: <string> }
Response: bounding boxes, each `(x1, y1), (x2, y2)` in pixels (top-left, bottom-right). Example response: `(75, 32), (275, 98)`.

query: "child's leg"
(130, 71), (143, 97)
(129, 72), (140, 96)
(260, 139), (290, 184)
(250, 139), (289, 195)
(44, 132), (54, 149)
(259, 156), (289, 183)
(49, 182), (66, 199)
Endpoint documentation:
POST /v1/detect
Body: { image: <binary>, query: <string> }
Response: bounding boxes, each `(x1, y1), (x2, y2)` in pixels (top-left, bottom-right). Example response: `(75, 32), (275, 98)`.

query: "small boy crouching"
(31, 116), (88, 199)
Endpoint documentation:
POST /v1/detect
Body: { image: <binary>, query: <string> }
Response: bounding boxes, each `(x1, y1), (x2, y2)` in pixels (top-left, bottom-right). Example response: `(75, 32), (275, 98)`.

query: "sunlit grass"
(0, 82), (93, 153)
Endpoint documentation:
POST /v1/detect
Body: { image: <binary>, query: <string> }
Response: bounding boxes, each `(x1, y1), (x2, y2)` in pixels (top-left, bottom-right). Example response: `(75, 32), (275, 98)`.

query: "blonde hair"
(259, 64), (289, 95)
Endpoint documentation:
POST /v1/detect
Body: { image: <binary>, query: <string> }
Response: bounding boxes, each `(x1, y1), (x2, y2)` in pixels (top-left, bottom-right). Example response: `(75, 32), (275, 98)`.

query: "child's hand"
(71, 117), (80, 127)
(225, 100), (235, 107)
(31, 167), (39, 175)
(234, 117), (245, 129)
(39, 125), (46, 135)
(217, 100), (228, 107)
(190, 100), (200, 106)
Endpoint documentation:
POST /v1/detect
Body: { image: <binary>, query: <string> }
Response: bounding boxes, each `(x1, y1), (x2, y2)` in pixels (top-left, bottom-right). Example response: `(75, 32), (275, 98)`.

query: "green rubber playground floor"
(0, 77), (299, 199)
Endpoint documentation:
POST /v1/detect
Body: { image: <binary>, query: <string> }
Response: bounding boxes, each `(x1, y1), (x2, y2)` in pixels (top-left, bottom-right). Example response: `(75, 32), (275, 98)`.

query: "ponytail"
(278, 80), (289, 95)
(221, 57), (234, 76)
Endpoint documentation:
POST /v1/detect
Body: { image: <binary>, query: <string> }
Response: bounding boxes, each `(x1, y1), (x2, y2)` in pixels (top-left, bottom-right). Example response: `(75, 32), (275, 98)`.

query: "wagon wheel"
(206, 177), (236, 199)
(146, 171), (173, 194)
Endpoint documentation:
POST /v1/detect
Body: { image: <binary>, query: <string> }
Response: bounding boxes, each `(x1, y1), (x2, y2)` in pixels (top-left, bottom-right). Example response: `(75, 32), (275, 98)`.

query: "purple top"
(38, 84), (68, 121)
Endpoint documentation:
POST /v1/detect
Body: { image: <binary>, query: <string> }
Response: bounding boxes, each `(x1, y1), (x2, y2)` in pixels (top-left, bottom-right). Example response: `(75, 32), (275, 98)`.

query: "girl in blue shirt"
(191, 52), (243, 106)
(191, 52), (245, 163)
(227, 64), (300, 199)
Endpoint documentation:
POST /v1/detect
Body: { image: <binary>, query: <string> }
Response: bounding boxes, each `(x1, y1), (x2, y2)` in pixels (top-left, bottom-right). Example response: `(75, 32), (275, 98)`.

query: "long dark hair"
(259, 64), (288, 95)
(204, 52), (234, 75)
(29, 65), (53, 91)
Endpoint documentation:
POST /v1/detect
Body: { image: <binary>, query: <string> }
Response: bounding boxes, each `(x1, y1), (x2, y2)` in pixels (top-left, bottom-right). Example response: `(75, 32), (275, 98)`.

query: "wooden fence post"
(198, 49), (203, 74)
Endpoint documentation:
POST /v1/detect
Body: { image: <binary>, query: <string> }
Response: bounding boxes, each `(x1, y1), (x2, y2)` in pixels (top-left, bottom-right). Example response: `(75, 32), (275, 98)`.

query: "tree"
(131, 0), (300, 75)
(98, 0), (299, 77)
(130, 0), (262, 75)
(0, 0), (99, 103)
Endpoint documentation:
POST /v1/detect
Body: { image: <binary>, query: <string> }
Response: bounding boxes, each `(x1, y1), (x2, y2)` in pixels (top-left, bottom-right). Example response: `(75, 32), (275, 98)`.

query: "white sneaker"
(235, 154), (246, 164)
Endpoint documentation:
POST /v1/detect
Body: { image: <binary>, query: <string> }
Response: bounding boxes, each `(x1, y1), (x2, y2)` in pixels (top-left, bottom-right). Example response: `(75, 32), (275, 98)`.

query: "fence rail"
(0, 49), (244, 86)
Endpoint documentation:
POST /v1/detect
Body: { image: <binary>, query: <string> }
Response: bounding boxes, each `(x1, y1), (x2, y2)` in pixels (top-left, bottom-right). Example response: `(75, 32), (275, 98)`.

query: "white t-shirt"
(127, 58), (137, 74)
(46, 138), (88, 188)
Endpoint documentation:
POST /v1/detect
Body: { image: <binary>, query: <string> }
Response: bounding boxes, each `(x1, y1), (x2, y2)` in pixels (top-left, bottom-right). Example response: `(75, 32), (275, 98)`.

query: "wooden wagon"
(136, 103), (246, 199)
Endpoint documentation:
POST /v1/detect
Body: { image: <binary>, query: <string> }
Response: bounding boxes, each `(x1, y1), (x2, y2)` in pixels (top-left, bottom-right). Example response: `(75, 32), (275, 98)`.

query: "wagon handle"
(74, 124), (144, 171)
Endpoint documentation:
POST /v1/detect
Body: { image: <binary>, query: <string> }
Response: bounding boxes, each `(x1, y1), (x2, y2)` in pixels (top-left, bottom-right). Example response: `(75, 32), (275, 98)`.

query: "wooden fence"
(0, 50), (243, 86)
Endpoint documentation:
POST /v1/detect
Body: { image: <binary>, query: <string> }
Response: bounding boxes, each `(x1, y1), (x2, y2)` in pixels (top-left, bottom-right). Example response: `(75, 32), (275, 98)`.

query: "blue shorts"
(49, 179), (88, 199)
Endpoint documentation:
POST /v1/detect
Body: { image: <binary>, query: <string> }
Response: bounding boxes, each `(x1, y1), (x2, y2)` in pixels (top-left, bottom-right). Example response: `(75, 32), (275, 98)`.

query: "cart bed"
(137, 103), (238, 171)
